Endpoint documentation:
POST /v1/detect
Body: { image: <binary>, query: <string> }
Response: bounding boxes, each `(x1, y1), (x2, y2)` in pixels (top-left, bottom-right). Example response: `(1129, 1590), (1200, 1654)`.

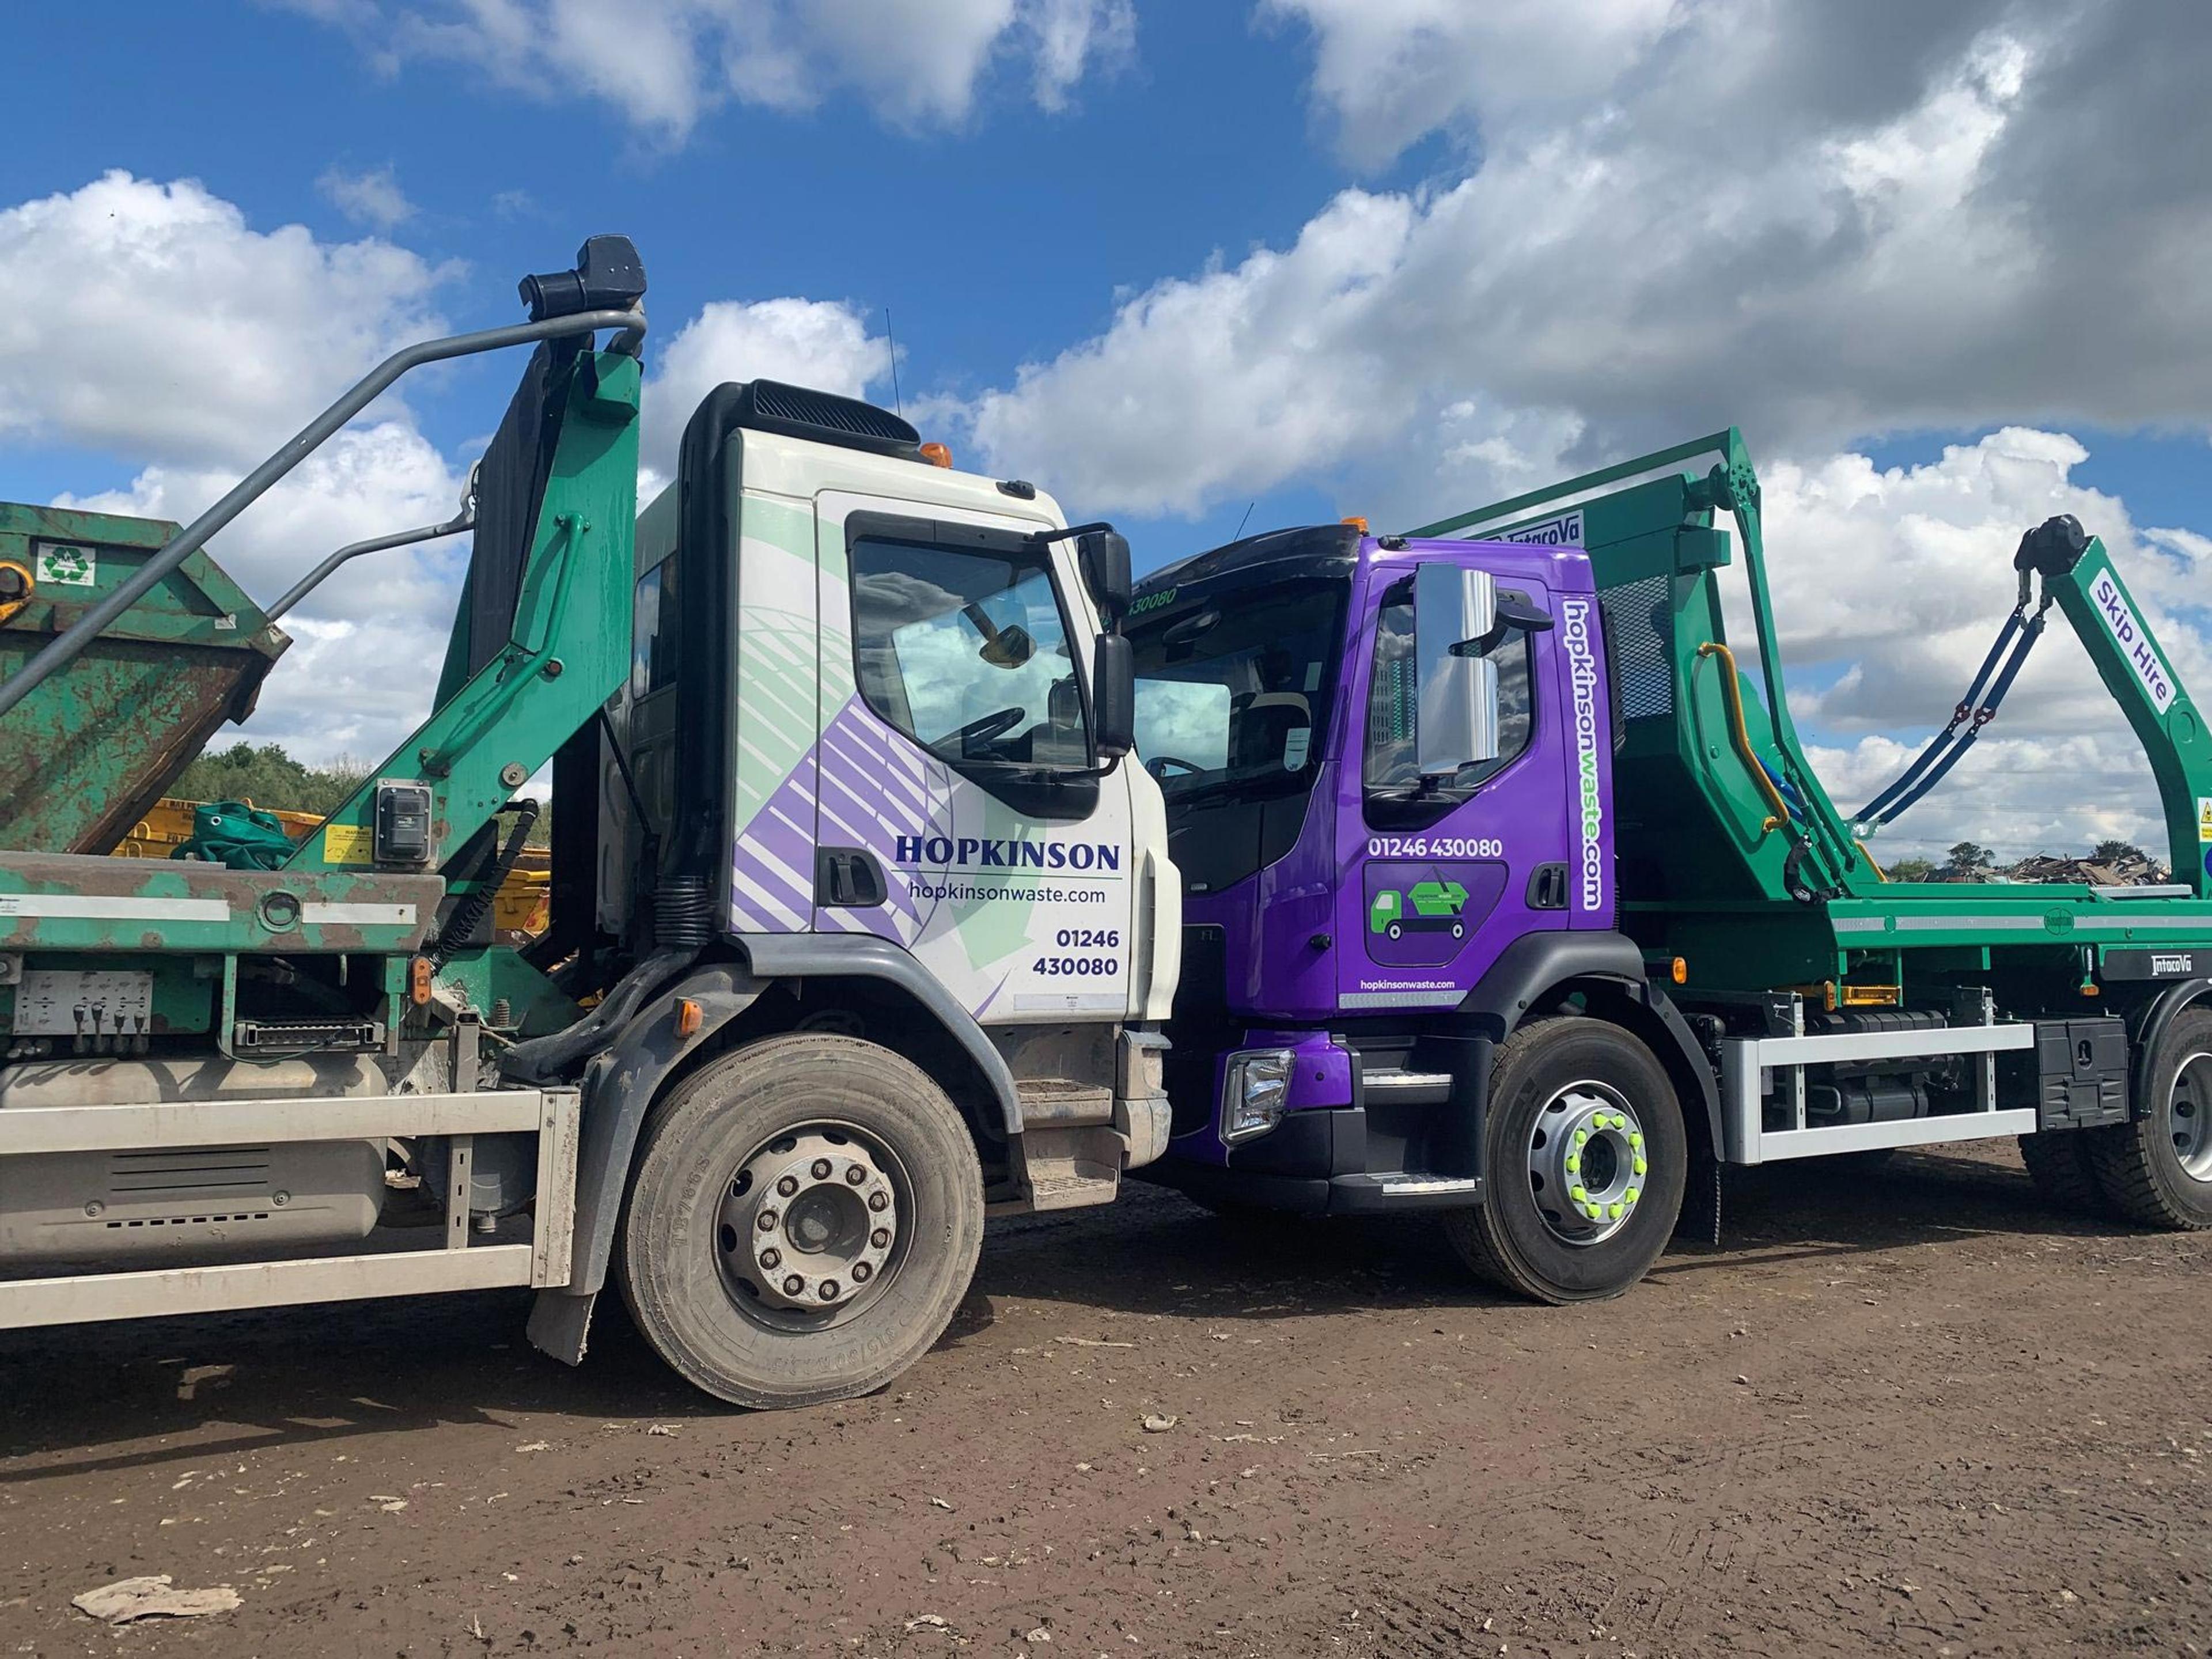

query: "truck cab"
(1128, 524), (1639, 1238)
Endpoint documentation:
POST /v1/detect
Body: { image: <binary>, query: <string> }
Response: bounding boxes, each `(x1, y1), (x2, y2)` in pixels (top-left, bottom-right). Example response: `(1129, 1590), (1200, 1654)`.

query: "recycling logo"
(34, 543), (96, 586)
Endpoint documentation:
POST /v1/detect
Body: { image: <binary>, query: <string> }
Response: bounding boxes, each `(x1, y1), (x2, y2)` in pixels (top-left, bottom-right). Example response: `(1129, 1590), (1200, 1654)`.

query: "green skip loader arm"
(2024, 516), (2212, 899)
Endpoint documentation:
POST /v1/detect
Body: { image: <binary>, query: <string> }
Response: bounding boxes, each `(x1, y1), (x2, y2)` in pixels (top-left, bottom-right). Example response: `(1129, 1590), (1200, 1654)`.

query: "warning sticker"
(33, 541), (96, 586)
(323, 824), (374, 865)
(2199, 797), (2211, 844)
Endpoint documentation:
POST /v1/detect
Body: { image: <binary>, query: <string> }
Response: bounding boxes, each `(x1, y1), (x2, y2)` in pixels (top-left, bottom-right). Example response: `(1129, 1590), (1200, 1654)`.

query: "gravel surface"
(3, 1142), (2207, 1656)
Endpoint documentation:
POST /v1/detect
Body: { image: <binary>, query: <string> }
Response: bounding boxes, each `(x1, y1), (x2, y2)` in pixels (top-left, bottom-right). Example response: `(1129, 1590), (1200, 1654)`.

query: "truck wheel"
(2018, 1127), (2111, 1218)
(2088, 1006), (2212, 1229)
(617, 1032), (984, 1408)
(1444, 1017), (1686, 1303)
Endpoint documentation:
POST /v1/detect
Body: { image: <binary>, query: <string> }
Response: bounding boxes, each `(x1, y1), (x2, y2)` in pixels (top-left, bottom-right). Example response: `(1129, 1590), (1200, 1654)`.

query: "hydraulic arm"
(2018, 514), (2212, 897)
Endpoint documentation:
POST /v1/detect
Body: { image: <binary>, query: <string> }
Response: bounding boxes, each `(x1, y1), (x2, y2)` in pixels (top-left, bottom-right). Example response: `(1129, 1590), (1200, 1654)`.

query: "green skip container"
(0, 501), (286, 855)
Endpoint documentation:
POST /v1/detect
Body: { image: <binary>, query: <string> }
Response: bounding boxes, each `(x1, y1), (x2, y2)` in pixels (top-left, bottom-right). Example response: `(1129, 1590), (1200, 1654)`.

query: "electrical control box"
(373, 781), (434, 866)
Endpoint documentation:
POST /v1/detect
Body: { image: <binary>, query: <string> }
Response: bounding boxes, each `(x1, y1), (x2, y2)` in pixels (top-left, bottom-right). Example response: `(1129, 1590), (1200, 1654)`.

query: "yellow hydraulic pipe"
(1696, 642), (1788, 835)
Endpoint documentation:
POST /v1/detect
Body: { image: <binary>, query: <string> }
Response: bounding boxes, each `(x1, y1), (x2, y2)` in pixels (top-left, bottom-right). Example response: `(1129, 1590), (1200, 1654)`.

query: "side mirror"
(1414, 562), (1501, 777)
(1078, 529), (1133, 622)
(1091, 632), (1135, 760)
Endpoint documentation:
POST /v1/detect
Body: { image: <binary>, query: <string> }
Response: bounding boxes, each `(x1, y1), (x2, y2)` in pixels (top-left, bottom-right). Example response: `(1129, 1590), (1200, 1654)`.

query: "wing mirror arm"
(1453, 593), (1556, 657)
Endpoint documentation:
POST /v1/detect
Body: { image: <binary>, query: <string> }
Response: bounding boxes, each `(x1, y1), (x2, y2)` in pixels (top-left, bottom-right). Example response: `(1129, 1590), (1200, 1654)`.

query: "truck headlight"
(1221, 1048), (1295, 1145)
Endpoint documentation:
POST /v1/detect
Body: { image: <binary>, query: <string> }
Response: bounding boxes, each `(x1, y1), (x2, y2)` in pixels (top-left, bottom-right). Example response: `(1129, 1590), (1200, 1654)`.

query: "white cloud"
(55, 422), (474, 764)
(1261, 0), (1677, 169)
(302, 0), (1134, 139)
(966, 2), (2212, 525)
(0, 171), (450, 469)
(640, 297), (892, 487)
(0, 173), (468, 764)
(316, 162), (416, 232)
(968, 188), (1419, 518)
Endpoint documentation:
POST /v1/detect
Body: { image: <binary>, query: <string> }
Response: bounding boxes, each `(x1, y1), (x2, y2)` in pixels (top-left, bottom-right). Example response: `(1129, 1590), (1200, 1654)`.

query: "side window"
(630, 558), (679, 700)
(1364, 576), (1535, 827)
(1134, 680), (1232, 773)
(850, 535), (1089, 768)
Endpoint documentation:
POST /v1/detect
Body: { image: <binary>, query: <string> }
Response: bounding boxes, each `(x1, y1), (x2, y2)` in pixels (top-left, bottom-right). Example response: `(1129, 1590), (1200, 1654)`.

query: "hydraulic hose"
(430, 798), (540, 968)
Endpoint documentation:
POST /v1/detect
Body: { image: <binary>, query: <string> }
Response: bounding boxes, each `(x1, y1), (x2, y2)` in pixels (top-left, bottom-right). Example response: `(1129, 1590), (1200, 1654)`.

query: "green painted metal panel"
(289, 350), (640, 882)
(2047, 538), (2212, 897)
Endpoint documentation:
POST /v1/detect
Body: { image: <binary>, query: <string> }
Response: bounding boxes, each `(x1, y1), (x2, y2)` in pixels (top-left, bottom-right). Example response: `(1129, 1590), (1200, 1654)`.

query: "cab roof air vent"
(732, 380), (924, 461)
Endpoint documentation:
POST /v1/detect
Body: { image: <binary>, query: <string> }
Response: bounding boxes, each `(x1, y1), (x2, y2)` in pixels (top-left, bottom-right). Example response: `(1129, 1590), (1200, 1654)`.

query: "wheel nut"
(846, 1164), (867, 1184)
(783, 1274), (805, 1296)
(870, 1228), (891, 1248)
(818, 1280), (840, 1300)
(868, 1191), (889, 1213)
(757, 1209), (779, 1231)
(812, 1158), (832, 1180)
(759, 1247), (782, 1270)
(777, 1174), (799, 1196)
(851, 1262), (872, 1283)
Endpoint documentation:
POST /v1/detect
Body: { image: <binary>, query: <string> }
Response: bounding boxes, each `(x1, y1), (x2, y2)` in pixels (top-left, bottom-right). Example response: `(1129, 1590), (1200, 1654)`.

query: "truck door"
(1336, 555), (1573, 1012)
(806, 491), (1136, 1022)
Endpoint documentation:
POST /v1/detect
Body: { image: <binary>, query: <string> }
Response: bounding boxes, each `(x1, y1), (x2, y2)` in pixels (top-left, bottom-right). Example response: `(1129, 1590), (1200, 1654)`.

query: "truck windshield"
(1129, 578), (1347, 805)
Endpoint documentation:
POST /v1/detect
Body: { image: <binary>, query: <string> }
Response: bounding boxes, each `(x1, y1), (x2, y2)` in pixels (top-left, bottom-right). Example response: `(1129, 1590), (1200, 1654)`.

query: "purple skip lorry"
(1124, 430), (2212, 1302)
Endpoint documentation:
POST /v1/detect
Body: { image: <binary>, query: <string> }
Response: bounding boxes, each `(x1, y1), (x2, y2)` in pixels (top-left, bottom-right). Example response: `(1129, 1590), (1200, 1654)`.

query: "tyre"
(1445, 1017), (1687, 1303)
(2087, 1006), (2212, 1229)
(2018, 1126), (2111, 1217)
(616, 1032), (985, 1408)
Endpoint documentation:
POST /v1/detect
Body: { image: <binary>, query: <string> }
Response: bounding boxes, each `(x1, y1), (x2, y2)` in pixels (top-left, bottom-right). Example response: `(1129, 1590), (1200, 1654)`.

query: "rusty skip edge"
(0, 850), (442, 954)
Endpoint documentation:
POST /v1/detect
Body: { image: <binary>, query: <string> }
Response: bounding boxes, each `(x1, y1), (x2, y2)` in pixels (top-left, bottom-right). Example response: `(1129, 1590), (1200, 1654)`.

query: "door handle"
(1527, 861), (1570, 911)
(815, 847), (889, 908)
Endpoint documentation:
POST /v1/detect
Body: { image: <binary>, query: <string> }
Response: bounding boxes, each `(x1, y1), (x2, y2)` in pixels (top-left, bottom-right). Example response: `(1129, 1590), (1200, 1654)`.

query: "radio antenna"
(1233, 500), (1255, 540)
(884, 306), (904, 418)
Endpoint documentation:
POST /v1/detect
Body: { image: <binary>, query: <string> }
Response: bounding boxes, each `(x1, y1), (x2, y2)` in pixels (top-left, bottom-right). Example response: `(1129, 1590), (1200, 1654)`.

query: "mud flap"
(1676, 1150), (1722, 1246)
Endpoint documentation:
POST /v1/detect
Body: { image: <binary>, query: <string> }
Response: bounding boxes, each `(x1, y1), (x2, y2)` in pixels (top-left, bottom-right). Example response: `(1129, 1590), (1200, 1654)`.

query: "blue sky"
(4, 1), (2210, 862)
(1, 1), (1346, 555)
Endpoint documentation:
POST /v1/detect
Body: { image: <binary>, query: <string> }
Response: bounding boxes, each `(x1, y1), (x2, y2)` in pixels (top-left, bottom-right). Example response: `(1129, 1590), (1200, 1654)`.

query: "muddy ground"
(2, 1144), (2207, 1657)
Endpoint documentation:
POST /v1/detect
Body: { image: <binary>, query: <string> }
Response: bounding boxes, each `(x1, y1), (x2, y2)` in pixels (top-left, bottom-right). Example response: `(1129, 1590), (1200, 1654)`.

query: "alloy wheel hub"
(1528, 1084), (1647, 1246)
(2172, 1054), (2212, 1183)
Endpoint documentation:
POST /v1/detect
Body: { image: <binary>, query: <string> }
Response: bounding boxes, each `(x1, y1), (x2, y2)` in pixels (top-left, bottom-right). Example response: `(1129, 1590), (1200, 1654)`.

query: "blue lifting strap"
(1856, 604), (2046, 829)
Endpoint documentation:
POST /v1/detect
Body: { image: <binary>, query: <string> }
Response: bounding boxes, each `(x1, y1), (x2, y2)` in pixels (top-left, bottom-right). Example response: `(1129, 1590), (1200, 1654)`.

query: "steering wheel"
(1146, 755), (1206, 779)
(933, 706), (1026, 756)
